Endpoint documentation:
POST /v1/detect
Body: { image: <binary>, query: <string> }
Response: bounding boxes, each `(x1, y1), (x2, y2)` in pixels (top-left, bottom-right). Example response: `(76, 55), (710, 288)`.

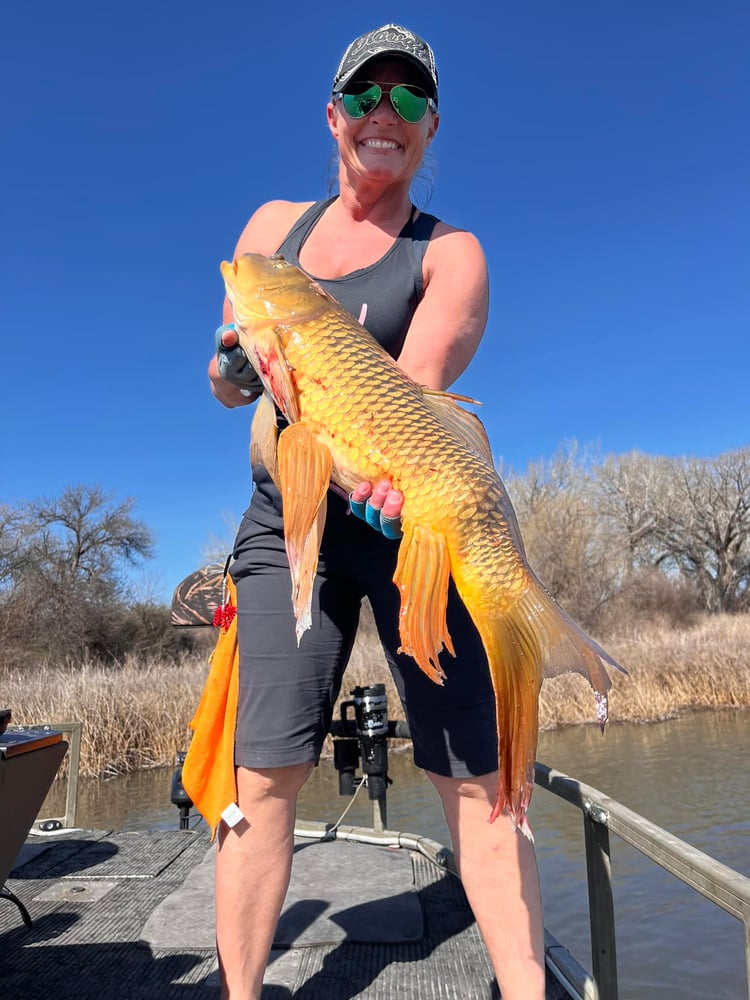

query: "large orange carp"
(221, 252), (624, 835)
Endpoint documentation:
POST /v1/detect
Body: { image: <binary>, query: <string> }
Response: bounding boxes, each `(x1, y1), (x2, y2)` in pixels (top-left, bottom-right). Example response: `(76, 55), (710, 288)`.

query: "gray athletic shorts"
(229, 495), (498, 778)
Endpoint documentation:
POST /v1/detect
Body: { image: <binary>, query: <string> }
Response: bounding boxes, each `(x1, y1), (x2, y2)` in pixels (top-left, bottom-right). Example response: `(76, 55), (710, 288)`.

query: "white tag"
(221, 803), (245, 827)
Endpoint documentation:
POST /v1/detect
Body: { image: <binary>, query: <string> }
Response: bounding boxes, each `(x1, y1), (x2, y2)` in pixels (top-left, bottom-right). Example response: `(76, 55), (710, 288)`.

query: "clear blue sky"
(2, 2), (748, 603)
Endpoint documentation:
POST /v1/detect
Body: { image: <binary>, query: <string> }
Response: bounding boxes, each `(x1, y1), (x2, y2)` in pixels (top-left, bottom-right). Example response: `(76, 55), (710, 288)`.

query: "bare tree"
(652, 449), (750, 612)
(0, 486), (156, 665)
(507, 444), (626, 630)
(0, 504), (28, 593)
(594, 451), (665, 572)
(27, 485), (153, 591)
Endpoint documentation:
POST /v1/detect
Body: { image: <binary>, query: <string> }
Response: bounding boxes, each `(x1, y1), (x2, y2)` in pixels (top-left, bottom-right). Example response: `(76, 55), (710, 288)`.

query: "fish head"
(220, 253), (329, 336)
(220, 253), (325, 422)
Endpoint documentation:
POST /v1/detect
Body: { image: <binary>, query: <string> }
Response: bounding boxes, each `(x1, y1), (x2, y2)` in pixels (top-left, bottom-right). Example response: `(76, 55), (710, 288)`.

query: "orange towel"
(182, 576), (239, 841)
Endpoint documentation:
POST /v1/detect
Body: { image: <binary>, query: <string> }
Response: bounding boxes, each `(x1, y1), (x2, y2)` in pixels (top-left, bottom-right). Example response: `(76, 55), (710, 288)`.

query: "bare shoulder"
(425, 219), (487, 272)
(421, 219), (488, 297)
(233, 200), (316, 257)
(396, 218), (489, 389)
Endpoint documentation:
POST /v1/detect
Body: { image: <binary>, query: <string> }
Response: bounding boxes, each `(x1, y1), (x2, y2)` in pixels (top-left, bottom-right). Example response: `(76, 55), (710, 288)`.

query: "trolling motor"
(334, 683), (390, 829)
(170, 750), (193, 830)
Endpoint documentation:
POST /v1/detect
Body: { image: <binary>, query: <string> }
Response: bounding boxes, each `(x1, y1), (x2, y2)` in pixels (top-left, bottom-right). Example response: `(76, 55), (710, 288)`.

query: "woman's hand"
(209, 324), (263, 407)
(215, 324), (264, 394)
(349, 480), (404, 539)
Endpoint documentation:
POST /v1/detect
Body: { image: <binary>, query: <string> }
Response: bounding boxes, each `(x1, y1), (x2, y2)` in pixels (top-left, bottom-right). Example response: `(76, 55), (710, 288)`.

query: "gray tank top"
(246, 197), (440, 527)
(276, 196), (439, 358)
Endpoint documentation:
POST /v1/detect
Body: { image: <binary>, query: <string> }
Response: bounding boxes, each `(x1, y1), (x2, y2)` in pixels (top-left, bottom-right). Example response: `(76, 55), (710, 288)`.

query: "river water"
(43, 710), (748, 999)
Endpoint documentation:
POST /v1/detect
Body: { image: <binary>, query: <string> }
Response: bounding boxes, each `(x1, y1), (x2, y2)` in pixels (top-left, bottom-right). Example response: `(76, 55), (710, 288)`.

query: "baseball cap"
(332, 24), (439, 106)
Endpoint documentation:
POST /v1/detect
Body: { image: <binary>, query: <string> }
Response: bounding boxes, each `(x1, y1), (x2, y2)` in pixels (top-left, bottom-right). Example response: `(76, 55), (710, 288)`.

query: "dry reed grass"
(347, 610), (750, 732)
(3, 612), (748, 777)
(2, 656), (202, 777)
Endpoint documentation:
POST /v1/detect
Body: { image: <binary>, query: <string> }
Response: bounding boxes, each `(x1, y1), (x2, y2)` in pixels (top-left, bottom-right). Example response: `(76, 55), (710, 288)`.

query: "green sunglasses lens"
(341, 83), (430, 123)
(390, 85), (429, 123)
(342, 84), (381, 119)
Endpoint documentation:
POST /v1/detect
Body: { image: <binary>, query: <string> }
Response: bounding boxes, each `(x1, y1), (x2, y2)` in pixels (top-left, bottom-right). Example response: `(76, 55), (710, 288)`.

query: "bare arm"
(395, 223), (489, 391)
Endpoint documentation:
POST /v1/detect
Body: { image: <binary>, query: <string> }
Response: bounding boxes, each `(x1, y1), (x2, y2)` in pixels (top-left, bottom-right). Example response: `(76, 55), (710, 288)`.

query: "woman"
(208, 24), (546, 1000)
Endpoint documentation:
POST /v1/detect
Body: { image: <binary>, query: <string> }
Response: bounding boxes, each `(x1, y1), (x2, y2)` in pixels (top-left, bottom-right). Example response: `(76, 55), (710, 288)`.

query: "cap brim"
(334, 52), (437, 102)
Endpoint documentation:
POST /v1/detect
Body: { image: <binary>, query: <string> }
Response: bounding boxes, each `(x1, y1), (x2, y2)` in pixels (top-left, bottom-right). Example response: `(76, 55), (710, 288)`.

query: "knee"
(425, 769), (497, 806)
(237, 761), (314, 806)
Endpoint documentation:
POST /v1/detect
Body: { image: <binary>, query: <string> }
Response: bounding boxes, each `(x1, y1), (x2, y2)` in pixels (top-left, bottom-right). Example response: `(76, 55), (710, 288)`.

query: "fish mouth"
(221, 253), (331, 325)
(223, 256), (291, 297)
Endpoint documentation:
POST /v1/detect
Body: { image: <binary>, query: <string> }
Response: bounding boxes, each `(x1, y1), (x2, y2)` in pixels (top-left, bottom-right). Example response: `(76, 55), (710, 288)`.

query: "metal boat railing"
(534, 762), (750, 1000)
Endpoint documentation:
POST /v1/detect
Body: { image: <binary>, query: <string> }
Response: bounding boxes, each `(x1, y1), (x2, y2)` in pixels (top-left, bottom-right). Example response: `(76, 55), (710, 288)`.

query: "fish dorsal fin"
(423, 387), (483, 407)
(422, 389), (527, 557)
(421, 389), (493, 466)
(250, 393), (281, 490)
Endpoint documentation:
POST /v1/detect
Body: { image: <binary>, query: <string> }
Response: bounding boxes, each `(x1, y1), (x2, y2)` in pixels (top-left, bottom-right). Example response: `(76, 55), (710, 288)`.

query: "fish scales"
(222, 252), (625, 834)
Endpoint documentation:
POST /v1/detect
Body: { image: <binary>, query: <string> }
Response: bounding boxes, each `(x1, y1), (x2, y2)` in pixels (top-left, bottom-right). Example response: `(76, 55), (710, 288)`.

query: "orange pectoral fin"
(392, 522), (454, 684)
(232, 320), (300, 424)
(276, 423), (332, 642)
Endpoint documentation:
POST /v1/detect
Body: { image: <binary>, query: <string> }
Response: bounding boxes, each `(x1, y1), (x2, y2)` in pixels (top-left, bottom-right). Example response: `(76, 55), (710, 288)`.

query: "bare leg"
(215, 763), (313, 1000)
(426, 770), (546, 1000)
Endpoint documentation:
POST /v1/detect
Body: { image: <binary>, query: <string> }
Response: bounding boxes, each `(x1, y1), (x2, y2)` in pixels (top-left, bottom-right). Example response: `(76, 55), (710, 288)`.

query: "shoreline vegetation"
(4, 457), (749, 779)
(3, 612), (749, 779)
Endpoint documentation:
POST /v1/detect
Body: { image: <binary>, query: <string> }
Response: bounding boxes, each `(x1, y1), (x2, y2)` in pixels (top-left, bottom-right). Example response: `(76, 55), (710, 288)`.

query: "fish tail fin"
(471, 575), (626, 834)
(471, 606), (543, 837)
(527, 575), (628, 730)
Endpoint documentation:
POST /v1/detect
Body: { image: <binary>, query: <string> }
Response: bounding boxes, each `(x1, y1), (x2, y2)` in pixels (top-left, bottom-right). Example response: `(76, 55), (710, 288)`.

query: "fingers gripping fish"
(221, 252), (626, 837)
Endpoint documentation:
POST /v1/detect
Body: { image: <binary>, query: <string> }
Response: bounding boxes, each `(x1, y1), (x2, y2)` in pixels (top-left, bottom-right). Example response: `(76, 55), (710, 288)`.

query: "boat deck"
(0, 823), (577, 999)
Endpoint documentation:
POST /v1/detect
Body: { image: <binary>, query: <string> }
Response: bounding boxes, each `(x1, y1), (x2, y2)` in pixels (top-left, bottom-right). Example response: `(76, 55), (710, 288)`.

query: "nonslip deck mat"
(12, 840), (58, 871)
(1, 828), (571, 999)
(141, 837), (424, 950)
(26, 830), (198, 880)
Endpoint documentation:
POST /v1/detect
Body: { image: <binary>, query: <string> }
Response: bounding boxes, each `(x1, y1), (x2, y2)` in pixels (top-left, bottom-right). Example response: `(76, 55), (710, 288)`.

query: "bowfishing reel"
(334, 683), (390, 802)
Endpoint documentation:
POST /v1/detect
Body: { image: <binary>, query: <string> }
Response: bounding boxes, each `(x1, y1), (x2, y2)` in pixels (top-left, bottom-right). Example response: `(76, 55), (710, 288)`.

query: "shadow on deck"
(1, 826), (572, 999)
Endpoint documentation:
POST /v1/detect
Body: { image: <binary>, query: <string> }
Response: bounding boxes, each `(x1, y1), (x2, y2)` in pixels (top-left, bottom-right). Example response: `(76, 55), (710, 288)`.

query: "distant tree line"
(2, 447), (748, 668)
(0, 485), (203, 669)
(506, 444), (750, 631)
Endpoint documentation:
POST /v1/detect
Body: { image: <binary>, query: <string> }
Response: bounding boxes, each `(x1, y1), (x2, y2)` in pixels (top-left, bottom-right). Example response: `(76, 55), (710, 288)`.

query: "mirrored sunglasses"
(335, 81), (436, 124)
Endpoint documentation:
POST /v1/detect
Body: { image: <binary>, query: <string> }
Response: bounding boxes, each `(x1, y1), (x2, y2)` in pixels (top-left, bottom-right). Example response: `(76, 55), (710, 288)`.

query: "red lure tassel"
(212, 601), (236, 631)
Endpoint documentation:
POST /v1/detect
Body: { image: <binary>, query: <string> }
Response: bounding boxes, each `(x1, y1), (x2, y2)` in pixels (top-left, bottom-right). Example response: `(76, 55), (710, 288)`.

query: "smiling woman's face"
(327, 57), (439, 186)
